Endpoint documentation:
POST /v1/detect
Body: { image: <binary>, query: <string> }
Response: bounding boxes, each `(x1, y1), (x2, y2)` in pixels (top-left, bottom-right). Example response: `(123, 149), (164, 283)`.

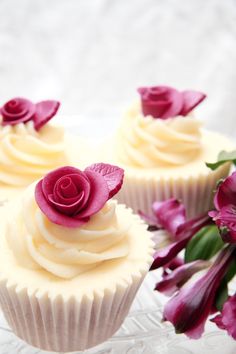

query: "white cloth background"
(0, 0), (236, 139)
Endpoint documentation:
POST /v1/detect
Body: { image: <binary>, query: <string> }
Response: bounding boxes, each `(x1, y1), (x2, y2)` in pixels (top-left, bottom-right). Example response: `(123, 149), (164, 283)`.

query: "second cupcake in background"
(0, 97), (91, 203)
(101, 86), (234, 218)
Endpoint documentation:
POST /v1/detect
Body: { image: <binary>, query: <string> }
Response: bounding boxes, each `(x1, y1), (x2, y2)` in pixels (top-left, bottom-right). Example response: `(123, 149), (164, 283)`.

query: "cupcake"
(0, 97), (90, 203)
(0, 163), (153, 352)
(102, 86), (234, 218)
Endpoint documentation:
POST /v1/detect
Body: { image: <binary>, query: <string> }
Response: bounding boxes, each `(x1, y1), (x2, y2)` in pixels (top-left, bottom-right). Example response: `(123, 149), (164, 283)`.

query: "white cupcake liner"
(116, 163), (231, 219)
(0, 271), (149, 352)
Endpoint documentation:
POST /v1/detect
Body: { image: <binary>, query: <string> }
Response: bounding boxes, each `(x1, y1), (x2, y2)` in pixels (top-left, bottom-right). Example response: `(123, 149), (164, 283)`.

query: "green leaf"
(184, 225), (224, 263)
(224, 258), (236, 283)
(206, 150), (236, 171)
(215, 279), (228, 311)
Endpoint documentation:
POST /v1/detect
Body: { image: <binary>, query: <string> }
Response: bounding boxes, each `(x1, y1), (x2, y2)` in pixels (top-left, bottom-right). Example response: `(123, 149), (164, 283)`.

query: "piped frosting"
(6, 185), (130, 279)
(0, 121), (68, 186)
(115, 102), (202, 168)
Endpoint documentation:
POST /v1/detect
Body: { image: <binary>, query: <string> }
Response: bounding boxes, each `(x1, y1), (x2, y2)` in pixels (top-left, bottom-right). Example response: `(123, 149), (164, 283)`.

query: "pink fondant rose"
(137, 86), (206, 119)
(0, 97), (60, 131)
(35, 163), (124, 228)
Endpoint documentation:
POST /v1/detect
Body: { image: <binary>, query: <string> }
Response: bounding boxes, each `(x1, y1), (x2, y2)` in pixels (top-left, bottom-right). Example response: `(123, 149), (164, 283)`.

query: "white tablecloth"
(0, 0), (236, 138)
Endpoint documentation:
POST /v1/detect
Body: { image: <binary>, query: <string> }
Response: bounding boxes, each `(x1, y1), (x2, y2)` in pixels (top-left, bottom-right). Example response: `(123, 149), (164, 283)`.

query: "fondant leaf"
(85, 163), (124, 198)
(34, 100), (60, 130)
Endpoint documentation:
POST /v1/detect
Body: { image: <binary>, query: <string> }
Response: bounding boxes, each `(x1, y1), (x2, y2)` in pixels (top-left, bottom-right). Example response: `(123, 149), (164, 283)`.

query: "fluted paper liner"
(116, 163), (231, 218)
(0, 212), (154, 352)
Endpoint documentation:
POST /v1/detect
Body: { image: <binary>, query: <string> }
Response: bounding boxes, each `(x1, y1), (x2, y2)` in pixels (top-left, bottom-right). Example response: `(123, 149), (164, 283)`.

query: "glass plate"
(1, 272), (236, 354)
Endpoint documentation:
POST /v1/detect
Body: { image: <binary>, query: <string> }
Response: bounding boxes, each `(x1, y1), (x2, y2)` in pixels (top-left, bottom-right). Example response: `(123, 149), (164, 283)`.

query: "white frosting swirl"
(115, 102), (202, 167)
(0, 121), (68, 186)
(6, 186), (130, 279)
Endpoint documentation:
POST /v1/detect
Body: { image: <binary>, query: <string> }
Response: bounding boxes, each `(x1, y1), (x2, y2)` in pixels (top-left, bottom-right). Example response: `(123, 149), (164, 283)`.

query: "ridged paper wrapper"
(116, 163), (231, 218)
(0, 211), (154, 352)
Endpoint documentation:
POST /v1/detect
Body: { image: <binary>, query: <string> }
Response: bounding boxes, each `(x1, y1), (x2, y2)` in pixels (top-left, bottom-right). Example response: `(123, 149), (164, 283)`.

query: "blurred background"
(0, 0), (235, 138)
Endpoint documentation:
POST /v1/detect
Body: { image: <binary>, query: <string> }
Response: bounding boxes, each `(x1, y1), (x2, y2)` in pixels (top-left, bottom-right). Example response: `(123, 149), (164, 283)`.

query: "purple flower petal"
(85, 163), (124, 198)
(162, 257), (184, 277)
(140, 198), (210, 270)
(34, 100), (60, 131)
(214, 172), (236, 210)
(209, 172), (236, 243)
(164, 257), (184, 272)
(180, 91), (206, 116)
(138, 209), (160, 227)
(212, 294), (236, 339)
(211, 314), (226, 330)
(164, 246), (235, 339)
(152, 198), (186, 239)
(150, 213), (211, 270)
(210, 205), (236, 243)
(151, 237), (190, 270)
(155, 260), (209, 296)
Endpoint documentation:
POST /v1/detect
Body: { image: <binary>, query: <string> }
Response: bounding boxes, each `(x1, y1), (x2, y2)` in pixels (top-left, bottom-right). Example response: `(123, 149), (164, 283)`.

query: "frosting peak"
(6, 186), (130, 279)
(0, 121), (68, 186)
(115, 102), (202, 168)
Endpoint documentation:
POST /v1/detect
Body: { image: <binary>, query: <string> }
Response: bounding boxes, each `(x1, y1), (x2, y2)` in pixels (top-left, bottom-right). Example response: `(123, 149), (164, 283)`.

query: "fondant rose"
(35, 163), (124, 228)
(137, 86), (206, 119)
(0, 97), (60, 131)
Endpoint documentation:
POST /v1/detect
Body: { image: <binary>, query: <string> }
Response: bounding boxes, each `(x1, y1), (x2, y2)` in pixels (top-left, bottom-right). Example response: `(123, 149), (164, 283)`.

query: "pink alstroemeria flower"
(140, 198), (186, 237)
(164, 246), (235, 339)
(155, 260), (210, 296)
(162, 257), (184, 276)
(151, 206), (210, 270)
(152, 199), (186, 239)
(212, 294), (236, 339)
(141, 198), (211, 270)
(210, 172), (236, 243)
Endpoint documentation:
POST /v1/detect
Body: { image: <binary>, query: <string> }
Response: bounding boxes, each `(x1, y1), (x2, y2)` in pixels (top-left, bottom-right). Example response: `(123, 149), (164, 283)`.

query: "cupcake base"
(116, 163), (231, 219)
(0, 273), (145, 352)
(0, 204), (153, 352)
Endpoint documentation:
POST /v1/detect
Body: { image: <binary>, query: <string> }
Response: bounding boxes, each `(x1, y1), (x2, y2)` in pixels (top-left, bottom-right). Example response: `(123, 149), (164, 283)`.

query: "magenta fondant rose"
(0, 97), (60, 130)
(137, 86), (206, 119)
(35, 163), (124, 228)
